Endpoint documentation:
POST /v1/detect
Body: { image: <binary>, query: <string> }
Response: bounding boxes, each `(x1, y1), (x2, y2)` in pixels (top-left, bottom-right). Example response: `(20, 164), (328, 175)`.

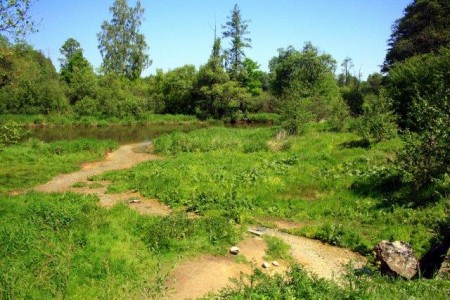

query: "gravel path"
(264, 228), (367, 280)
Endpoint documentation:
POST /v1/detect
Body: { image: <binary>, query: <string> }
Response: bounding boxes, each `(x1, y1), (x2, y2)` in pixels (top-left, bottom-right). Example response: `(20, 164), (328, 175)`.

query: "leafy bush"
(0, 122), (26, 150)
(356, 92), (398, 144)
(396, 129), (449, 204)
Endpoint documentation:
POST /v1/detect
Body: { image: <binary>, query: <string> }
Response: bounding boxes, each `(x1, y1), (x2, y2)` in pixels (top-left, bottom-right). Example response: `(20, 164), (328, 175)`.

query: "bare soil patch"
(165, 235), (287, 300)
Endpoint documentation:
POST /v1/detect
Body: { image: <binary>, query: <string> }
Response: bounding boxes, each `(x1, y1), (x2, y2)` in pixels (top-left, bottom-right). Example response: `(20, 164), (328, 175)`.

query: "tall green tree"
(195, 36), (250, 120)
(0, 0), (38, 39)
(269, 42), (348, 133)
(59, 38), (82, 70)
(59, 39), (97, 104)
(97, 0), (151, 80)
(340, 56), (354, 86)
(222, 4), (251, 80)
(382, 0), (450, 72)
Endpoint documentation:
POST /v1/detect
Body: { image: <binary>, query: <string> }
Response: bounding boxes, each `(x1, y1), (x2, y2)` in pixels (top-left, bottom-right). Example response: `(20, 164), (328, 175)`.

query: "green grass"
(2, 124), (449, 298)
(264, 236), (291, 261)
(0, 113), (203, 127)
(0, 138), (117, 193)
(99, 125), (449, 256)
(0, 193), (241, 298)
(216, 264), (450, 299)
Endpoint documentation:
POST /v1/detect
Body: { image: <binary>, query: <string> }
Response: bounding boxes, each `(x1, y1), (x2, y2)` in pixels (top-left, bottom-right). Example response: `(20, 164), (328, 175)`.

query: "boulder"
(272, 261), (280, 267)
(229, 246), (240, 255)
(373, 240), (418, 279)
(262, 261), (270, 269)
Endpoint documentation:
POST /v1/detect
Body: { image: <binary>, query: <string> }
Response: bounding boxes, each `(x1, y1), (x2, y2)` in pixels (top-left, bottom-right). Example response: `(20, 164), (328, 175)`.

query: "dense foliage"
(383, 0), (450, 71)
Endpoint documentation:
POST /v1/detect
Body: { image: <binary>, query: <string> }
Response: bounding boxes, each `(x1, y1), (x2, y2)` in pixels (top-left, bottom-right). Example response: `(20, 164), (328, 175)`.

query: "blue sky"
(27, 0), (411, 79)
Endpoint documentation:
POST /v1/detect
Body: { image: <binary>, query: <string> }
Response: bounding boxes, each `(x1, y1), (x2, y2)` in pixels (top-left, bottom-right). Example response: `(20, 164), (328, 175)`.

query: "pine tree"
(222, 4), (251, 80)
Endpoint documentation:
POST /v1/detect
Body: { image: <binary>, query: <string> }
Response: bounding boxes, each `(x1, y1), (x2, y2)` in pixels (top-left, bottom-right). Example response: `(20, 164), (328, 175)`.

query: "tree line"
(0, 0), (448, 153)
(0, 1), (387, 123)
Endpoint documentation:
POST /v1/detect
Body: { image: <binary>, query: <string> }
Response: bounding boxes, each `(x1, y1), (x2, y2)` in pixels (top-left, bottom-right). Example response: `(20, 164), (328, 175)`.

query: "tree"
(0, 0), (38, 39)
(269, 42), (336, 98)
(59, 38), (82, 70)
(195, 36), (250, 120)
(269, 42), (348, 133)
(0, 43), (68, 114)
(157, 65), (197, 115)
(387, 46), (450, 130)
(340, 56), (354, 86)
(382, 0), (450, 72)
(222, 4), (251, 80)
(59, 39), (97, 104)
(97, 0), (151, 80)
(240, 58), (263, 96)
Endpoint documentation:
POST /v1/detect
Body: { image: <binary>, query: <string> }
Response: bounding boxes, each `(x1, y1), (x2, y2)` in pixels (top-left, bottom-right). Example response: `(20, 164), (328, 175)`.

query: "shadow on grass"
(340, 139), (370, 149)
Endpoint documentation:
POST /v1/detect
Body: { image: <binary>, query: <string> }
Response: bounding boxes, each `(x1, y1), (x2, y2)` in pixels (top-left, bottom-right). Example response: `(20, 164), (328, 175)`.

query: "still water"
(29, 123), (207, 144)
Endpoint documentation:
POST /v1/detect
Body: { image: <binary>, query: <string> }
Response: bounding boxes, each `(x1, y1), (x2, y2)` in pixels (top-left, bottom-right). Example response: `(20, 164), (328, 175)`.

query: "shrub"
(0, 122), (26, 150)
(356, 92), (398, 144)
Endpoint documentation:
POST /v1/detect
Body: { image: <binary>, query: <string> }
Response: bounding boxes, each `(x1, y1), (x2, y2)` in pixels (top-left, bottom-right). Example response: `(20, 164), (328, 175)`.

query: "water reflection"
(29, 123), (207, 144)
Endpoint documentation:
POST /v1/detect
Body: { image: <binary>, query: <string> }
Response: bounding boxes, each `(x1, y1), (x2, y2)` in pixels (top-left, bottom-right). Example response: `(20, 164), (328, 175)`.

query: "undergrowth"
(215, 264), (450, 299)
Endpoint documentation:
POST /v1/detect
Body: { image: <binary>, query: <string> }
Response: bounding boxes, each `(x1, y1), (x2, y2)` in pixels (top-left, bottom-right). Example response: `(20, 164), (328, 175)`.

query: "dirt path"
(35, 143), (171, 215)
(165, 228), (366, 299)
(263, 228), (367, 280)
(165, 235), (288, 300)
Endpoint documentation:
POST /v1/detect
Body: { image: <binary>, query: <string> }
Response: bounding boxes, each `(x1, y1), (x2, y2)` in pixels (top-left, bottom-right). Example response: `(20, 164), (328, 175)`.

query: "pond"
(28, 123), (208, 144)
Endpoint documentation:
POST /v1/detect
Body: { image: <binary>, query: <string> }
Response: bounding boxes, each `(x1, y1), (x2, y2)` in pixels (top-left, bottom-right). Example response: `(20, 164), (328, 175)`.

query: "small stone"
(128, 199), (141, 204)
(272, 261), (280, 267)
(229, 246), (240, 255)
(248, 227), (267, 236)
(262, 261), (270, 269)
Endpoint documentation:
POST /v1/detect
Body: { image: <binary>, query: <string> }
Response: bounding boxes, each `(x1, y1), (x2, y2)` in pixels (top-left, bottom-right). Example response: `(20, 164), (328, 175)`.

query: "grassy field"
(0, 138), (117, 193)
(100, 126), (449, 256)
(1, 126), (449, 298)
(0, 113), (205, 127)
